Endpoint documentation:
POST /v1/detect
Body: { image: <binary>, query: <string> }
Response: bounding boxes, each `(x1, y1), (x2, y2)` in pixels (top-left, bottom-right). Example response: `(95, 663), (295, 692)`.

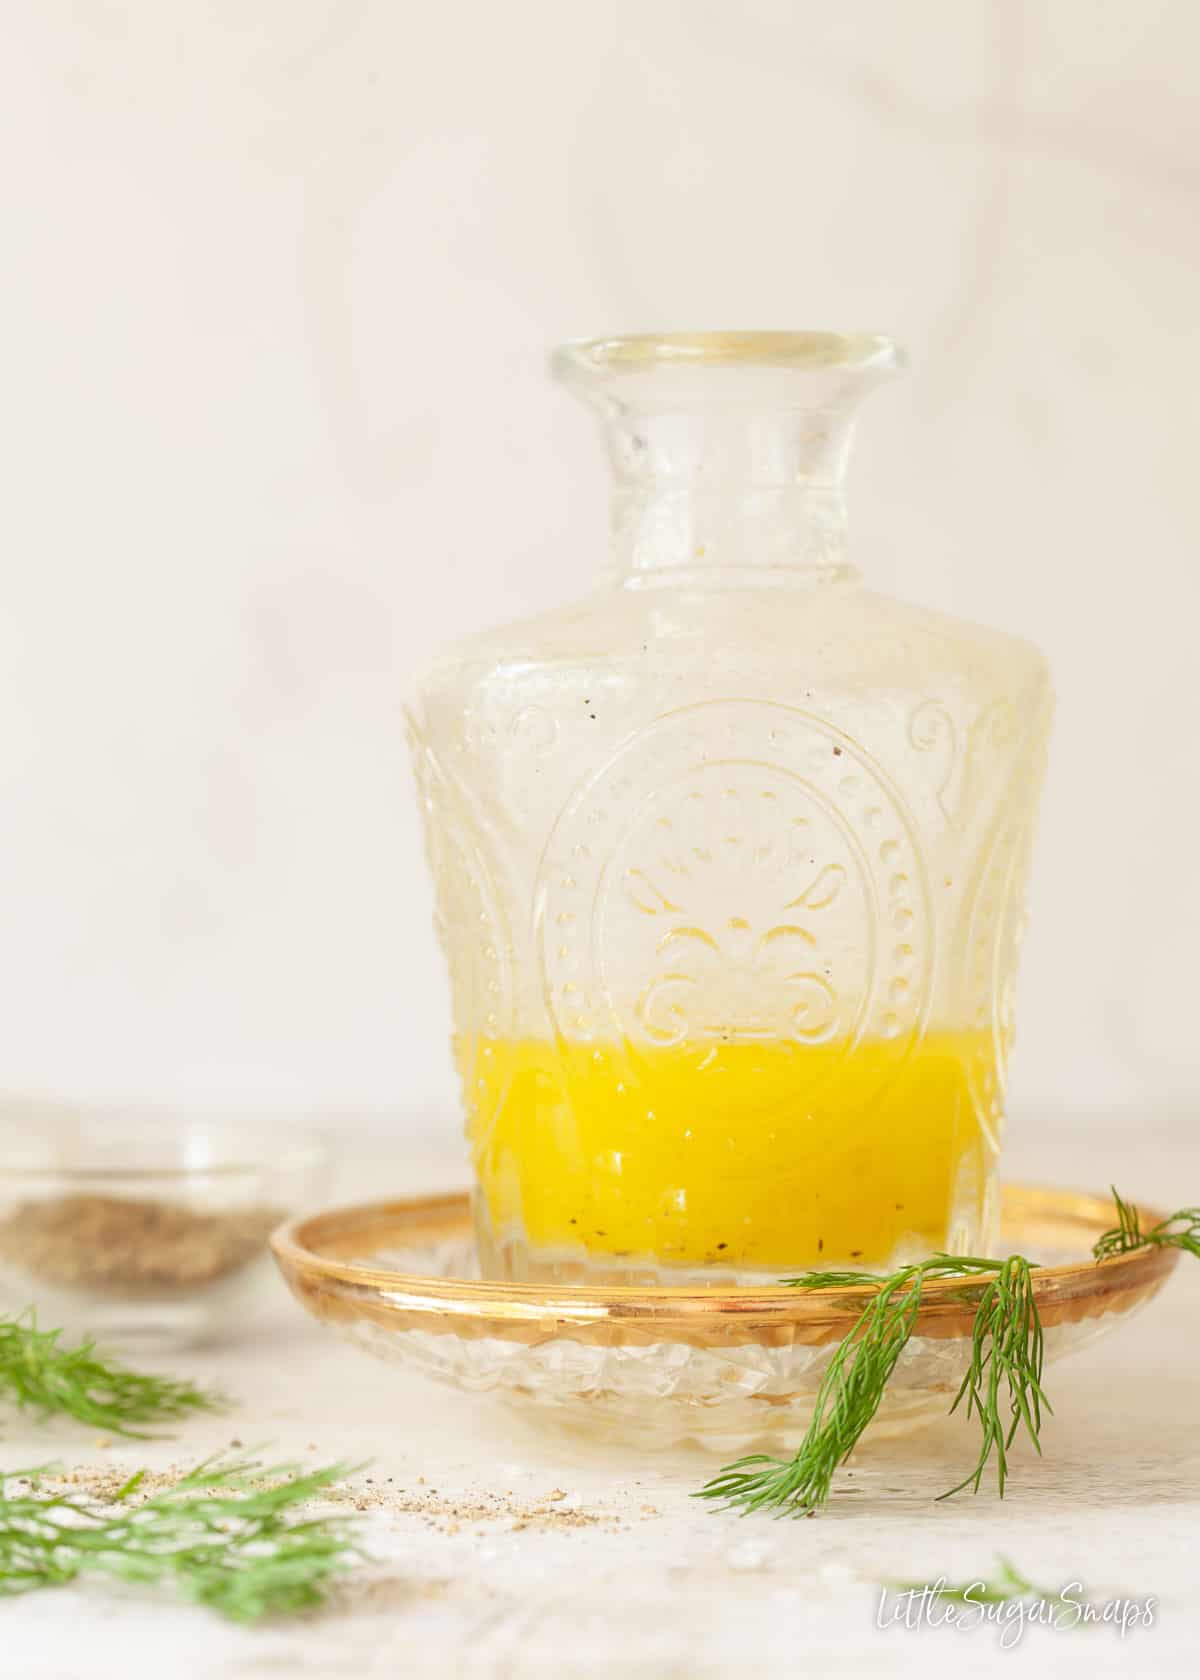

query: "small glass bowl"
(0, 1105), (330, 1350)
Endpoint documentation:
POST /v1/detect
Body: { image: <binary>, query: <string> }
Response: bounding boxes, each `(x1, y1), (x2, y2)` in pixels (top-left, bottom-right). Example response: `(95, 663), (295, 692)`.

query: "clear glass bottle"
(406, 333), (1052, 1285)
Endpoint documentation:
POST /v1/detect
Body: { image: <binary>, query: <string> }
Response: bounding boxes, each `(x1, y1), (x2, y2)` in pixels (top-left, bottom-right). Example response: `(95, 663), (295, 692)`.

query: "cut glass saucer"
(271, 1184), (1176, 1450)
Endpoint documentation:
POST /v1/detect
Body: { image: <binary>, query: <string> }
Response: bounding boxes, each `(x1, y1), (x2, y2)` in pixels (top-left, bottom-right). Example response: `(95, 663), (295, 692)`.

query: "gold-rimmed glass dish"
(272, 1183), (1176, 1450)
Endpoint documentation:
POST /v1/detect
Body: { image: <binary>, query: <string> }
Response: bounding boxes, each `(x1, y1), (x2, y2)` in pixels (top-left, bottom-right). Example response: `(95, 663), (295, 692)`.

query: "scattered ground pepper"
(323, 1478), (610, 1534)
(37, 1463), (625, 1545)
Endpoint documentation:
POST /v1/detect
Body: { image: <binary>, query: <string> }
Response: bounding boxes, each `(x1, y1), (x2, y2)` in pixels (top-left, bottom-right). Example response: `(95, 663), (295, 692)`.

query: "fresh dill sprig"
(939, 1255), (1048, 1499)
(889, 1555), (1056, 1605)
(1092, 1187), (1200, 1261)
(0, 1310), (222, 1435)
(0, 1451), (363, 1621)
(696, 1253), (1043, 1517)
(699, 1185), (1200, 1520)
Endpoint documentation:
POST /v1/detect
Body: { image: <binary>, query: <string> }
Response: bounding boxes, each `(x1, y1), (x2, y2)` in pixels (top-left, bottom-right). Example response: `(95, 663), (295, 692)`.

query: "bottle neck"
(609, 475), (852, 589)
(603, 404), (856, 587)
(552, 334), (899, 590)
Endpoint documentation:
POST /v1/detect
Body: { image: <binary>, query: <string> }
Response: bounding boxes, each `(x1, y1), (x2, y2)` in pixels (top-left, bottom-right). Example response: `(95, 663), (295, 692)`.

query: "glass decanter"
(406, 333), (1052, 1285)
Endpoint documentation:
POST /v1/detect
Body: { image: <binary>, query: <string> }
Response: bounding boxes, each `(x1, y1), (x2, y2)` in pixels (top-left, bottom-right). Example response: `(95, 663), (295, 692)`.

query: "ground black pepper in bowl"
(0, 1193), (283, 1291)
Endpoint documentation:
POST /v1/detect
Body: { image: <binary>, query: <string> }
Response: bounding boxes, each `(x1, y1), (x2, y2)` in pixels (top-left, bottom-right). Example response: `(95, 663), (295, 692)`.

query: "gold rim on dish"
(271, 1184), (1178, 1352)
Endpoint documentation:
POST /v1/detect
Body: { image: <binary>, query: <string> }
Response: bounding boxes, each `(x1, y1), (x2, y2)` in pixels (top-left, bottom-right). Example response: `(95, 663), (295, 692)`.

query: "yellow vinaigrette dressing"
(464, 1030), (995, 1276)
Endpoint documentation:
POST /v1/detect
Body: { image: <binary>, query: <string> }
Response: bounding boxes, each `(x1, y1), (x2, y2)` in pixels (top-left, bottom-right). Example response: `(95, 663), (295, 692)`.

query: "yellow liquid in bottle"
(465, 1030), (995, 1272)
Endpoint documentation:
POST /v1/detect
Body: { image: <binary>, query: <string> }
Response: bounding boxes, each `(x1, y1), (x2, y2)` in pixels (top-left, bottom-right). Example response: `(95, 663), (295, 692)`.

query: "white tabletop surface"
(6, 1113), (1199, 1679)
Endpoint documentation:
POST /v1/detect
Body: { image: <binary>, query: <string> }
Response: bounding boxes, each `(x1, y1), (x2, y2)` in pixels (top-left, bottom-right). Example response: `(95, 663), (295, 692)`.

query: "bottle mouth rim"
(552, 331), (904, 381)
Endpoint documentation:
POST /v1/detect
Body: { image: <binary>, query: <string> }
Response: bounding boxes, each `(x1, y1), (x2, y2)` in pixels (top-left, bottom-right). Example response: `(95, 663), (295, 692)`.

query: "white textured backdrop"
(1, 1), (1197, 1138)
